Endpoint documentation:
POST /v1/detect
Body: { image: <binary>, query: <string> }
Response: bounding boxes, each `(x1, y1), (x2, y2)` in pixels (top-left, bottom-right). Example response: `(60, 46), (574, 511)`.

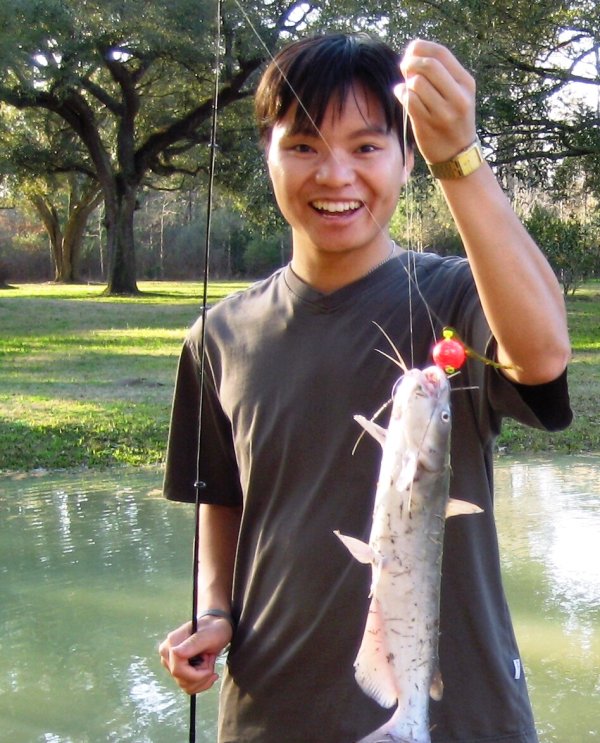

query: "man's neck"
(290, 241), (399, 294)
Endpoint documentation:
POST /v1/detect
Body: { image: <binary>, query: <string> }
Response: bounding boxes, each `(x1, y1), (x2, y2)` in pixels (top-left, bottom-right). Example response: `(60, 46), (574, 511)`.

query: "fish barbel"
(336, 365), (482, 743)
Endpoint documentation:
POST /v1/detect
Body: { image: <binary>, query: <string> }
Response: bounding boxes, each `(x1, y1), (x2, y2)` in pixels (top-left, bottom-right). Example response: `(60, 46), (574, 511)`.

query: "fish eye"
(440, 410), (451, 423)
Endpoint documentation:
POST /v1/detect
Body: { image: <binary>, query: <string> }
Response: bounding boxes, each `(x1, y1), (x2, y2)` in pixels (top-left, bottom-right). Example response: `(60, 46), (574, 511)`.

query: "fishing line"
(402, 88), (418, 368)
(189, 0), (222, 741)
(397, 79), (439, 366)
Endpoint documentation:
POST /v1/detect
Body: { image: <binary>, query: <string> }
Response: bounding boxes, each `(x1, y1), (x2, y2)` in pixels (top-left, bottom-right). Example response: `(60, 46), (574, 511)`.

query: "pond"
(1, 456), (598, 742)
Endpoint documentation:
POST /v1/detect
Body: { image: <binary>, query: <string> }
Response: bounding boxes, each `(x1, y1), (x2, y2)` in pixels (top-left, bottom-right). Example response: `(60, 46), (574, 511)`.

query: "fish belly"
(355, 473), (448, 743)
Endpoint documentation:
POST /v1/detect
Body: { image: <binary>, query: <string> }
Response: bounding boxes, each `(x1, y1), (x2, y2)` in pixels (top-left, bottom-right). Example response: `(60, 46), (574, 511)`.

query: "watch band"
(427, 139), (484, 180)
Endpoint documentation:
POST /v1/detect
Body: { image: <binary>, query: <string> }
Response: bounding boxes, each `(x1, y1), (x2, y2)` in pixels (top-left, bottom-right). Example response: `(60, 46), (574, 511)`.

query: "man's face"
(266, 85), (412, 262)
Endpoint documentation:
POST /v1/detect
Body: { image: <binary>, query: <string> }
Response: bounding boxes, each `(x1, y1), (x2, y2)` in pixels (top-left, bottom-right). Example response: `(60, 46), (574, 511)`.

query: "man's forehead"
(279, 86), (390, 135)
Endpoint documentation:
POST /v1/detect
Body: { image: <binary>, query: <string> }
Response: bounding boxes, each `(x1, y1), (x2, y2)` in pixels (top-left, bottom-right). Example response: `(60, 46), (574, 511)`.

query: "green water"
(1, 457), (598, 742)
(0, 467), (219, 742)
(494, 456), (600, 742)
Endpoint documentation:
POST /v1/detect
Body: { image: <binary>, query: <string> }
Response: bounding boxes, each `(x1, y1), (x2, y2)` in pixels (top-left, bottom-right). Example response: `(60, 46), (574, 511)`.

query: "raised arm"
(398, 40), (571, 385)
(159, 503), (241, 695)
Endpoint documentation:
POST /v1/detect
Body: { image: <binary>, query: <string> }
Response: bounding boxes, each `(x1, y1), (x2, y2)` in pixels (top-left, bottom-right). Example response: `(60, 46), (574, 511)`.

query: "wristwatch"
(427, 139), (484, 180)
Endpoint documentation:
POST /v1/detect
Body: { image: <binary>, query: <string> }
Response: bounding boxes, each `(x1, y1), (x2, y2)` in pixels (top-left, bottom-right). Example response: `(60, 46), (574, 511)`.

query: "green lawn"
(498, 283), (600, 453)
(0, 280), (598, 472)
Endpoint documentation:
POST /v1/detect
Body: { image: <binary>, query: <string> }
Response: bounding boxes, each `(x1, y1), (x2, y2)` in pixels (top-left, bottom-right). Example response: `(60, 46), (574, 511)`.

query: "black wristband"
(197, 608), (236, 631)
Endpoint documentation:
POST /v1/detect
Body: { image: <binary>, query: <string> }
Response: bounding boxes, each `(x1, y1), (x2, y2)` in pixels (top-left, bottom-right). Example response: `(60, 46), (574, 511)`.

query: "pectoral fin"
(354, 597), (398, 709)
(334, 531), (374, 565)
(445, 498), (483, 518)
(354, 415), (387, 448)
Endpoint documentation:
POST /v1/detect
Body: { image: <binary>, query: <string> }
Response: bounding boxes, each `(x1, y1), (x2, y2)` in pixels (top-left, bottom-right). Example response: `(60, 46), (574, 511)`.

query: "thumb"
(172, 632), (206, 660)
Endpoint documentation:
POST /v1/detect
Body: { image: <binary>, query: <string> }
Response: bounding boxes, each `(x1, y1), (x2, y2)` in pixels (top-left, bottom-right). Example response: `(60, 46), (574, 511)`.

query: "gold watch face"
(428, 142), (484, 179)
(456, 146), (483, 176)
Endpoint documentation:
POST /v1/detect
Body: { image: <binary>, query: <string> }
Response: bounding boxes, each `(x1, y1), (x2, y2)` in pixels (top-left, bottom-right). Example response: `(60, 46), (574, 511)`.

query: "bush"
(244, 233), (290, 277)
(525, 206), (600, 295)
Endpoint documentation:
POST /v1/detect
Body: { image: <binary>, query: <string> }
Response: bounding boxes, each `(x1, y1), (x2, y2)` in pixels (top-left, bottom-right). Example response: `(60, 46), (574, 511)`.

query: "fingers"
(397, 39), (477, 163)
(159, 618), (232, 696)
(402, 40), (475, 95)
(161, 642), (219, 695)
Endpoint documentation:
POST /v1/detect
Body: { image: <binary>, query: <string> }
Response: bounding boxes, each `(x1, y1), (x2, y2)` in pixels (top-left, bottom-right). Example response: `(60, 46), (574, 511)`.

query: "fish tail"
(356, 708), (430, 743)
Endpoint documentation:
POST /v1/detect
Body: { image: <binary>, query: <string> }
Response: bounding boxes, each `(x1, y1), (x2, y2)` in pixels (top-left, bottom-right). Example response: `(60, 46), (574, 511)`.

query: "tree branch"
(135, 56), (262, 176)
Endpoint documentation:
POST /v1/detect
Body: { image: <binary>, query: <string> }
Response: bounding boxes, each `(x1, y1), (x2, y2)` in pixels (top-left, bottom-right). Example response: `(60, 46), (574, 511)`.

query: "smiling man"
(159, 33), (571, 743)
(264, 84), (411, 292)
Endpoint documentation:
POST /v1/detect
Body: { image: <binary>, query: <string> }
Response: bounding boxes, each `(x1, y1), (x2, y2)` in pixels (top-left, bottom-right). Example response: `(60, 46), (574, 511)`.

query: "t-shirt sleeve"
(162, 337), (243, 507)
(493, 366), (572, 431)
(445, 266), (572, 437)
(484, 336), (573, 433)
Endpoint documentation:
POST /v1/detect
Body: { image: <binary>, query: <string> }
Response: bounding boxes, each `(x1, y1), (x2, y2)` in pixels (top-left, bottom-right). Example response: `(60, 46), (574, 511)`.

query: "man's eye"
(358, 144), (379, 153)
(293, 143), (314, 153)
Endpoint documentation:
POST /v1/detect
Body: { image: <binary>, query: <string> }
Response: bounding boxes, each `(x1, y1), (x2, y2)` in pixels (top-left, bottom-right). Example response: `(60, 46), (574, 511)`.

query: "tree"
(526, 204), (599, 295)
(0, 0), (269, 293)
(28, 176), (102, 282)
(0, 103), (103, 282)
(383, 0), (599, 188)
(0, 0), (381, 293)
(1, 0), (598, 291)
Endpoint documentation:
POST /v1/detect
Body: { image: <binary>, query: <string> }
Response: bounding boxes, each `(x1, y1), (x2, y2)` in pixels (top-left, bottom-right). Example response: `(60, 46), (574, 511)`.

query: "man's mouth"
(310, 200), (363, 214)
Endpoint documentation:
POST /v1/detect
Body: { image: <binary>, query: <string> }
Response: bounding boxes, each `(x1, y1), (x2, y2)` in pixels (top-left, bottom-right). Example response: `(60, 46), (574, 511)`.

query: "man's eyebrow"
(350, 124), (390, 137)
(283, 123), (390, 139)
(285, 122), (320, 137)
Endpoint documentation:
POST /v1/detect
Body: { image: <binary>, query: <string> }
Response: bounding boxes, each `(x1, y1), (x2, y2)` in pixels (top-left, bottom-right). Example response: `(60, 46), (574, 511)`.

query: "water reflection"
(0, 457), (598, 742)
(0, 468), (218, 743)
(494, 455), (600, 742)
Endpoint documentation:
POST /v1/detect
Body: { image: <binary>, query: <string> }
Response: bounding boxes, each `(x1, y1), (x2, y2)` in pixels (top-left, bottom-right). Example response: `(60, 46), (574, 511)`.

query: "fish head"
(390, 365), (451, 473)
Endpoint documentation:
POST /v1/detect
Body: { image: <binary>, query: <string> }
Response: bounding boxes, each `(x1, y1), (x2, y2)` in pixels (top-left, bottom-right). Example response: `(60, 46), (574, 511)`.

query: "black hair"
(255, 33), (413, 153)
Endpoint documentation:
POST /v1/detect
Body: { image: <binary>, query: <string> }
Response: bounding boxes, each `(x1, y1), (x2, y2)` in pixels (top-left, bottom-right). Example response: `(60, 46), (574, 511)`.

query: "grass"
(0, 280), (246, 472)
(497, 283), (600, 454)
(0, 280), (598, 472)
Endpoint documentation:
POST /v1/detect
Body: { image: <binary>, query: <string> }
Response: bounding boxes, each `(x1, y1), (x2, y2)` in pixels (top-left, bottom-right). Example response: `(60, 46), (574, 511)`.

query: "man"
(159, 33), (571, 742)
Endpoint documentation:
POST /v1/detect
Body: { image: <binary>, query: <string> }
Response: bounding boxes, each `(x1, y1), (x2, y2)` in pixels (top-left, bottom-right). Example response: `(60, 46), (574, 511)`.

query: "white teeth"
(312, 200), (362, 213)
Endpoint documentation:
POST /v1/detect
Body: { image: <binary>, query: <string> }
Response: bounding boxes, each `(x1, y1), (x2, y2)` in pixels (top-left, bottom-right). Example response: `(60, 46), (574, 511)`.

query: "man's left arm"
(399, 39), (571, 385)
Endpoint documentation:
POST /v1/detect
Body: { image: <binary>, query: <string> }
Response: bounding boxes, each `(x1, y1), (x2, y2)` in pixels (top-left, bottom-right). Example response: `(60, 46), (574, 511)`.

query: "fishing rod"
(189, 0), (222, 740)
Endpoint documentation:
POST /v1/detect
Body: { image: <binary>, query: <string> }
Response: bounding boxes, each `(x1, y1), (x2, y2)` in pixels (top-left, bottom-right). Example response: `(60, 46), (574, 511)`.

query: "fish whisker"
(372, 321), (409, 373)
(375, 348), (406, 369)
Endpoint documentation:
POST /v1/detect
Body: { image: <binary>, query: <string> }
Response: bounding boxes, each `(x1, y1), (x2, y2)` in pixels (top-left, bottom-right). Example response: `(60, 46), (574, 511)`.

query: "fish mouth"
(310, 199), (363, 215)
(423, 366), (449, 396)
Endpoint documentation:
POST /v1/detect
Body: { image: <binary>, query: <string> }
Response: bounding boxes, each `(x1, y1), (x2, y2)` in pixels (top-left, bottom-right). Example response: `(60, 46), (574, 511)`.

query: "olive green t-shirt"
(164, 252), (571, 743)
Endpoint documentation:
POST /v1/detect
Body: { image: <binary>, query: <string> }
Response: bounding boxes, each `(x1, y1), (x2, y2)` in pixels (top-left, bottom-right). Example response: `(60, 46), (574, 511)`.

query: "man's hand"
(397, 39), (478, 164)
(159, 616), (233, 695)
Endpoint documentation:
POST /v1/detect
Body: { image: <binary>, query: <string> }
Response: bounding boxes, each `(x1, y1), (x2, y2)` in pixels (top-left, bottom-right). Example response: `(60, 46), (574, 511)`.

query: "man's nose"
(314, 151), (356, 187)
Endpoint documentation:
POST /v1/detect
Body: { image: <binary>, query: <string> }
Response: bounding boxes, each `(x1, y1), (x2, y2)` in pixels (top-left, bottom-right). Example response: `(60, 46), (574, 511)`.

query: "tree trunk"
(104, 182), (139, 295)
(29, 196), (66, 281)
(63, 189), (103, 280)
(29, 183), (102, 283)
